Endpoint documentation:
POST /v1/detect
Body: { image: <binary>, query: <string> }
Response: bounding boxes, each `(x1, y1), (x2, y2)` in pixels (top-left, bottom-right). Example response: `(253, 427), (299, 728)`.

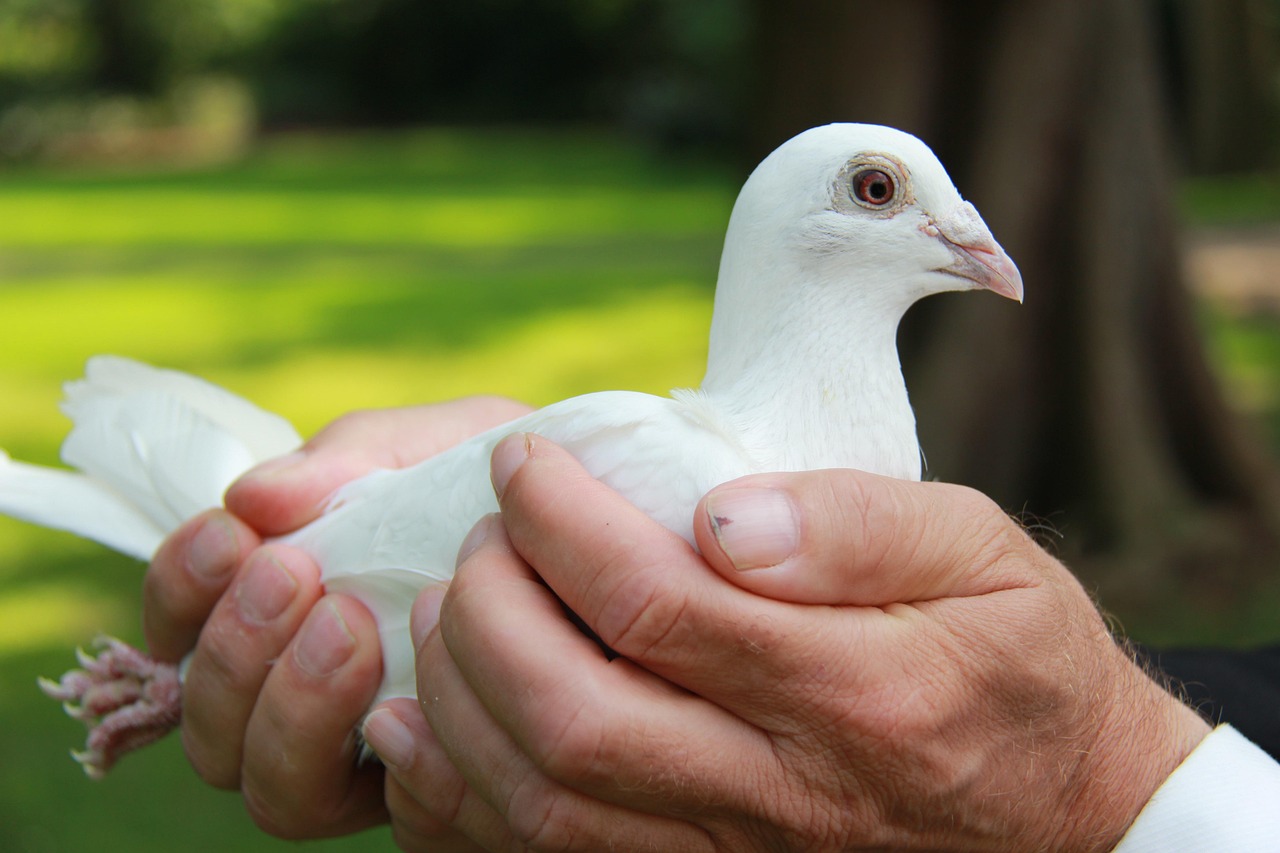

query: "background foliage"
(0, 0), (751, 159)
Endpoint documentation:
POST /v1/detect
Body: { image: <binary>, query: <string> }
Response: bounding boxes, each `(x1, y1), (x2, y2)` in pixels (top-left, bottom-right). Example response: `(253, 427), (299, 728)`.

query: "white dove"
(0, 123), (1022, 777)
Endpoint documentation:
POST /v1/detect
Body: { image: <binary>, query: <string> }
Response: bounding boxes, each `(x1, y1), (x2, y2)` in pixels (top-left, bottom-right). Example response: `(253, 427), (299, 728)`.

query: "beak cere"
(927, 202), (1025, 303)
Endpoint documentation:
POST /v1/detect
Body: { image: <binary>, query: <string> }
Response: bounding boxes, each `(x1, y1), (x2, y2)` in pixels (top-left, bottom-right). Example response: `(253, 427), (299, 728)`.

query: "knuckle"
(460, 393), (525, 415)
(141, 573), (188, 658)
(590, 550), (688, 662)
(505, 775), (583, 851)
(144, 534), (182, 590)
(241, 785), (316, 840)
(942, 482), (1005, 525)
(180, 725), (239, 789)
(313, 410), (388, 461)
(177, 633), (261, 787)
(386, 775), (458, 839)
(194, 617), (261, 695)
(140, 561), (174, 615)
(143, 515), (212, 605)
(897, 482), (1021, 572)
(322, 408), (381, 437)
(820, 470), (879, 551)
(944, 484), (1028, 567)
(524, 695), (601, 782)
(805, 470), (904, 571)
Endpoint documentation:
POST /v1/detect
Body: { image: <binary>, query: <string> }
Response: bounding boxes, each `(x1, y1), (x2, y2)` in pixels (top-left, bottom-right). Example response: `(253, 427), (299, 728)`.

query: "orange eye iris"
(852, 169), (895, 206)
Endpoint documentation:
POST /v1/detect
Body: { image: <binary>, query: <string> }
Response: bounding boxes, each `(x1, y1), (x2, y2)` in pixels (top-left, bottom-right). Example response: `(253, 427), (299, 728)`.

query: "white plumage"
(0, 123), (1022, 774)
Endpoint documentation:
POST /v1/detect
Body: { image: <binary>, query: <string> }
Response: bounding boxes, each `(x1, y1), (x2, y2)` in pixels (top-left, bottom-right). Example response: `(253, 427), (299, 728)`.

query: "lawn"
(0, 129), (1277, 851)
(0, 128), (732, 853)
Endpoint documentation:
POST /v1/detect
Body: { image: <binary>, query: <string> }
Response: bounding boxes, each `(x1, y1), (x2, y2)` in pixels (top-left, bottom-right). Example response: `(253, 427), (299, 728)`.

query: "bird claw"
(38, 636), (182, 779)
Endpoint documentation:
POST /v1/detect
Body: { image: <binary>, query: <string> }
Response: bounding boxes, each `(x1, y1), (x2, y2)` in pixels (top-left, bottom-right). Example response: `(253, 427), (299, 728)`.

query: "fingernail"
(294, 600), (355, 678)
(235, 551), (299, 625)
(455, 514), (496, 567)
(410, 584), (448, 649)
(490, 433), (531, 499)
(237, 450), (307, 483)
(362, 708), (415, 769)
(187, 514), (237, 580)
(704, 488), (800, 571)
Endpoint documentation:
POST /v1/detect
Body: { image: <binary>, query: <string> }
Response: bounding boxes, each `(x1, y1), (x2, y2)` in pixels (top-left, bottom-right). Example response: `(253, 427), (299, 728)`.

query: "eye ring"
(851, 168), (895, 207)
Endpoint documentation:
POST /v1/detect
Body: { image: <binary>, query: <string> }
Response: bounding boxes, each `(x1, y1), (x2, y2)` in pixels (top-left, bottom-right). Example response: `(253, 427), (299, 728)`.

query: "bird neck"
(698, 261), (922, 480)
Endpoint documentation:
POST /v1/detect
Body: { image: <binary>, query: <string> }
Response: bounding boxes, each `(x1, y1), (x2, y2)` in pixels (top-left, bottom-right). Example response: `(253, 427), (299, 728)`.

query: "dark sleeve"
(1143, 644), (1280, 762)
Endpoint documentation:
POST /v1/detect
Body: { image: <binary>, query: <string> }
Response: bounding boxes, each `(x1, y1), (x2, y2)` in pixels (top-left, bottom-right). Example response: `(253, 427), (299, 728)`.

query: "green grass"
(1201, 307), (1280, 450)
(1182, 170), (1280, 226)
(0, 128), (732, 853)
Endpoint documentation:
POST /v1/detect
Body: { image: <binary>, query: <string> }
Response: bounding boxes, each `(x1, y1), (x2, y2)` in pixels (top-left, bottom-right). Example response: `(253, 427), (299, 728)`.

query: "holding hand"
(141, 402), (1212, 851)
(366, 434), (1209, 851)
(141, 398), (530, 840)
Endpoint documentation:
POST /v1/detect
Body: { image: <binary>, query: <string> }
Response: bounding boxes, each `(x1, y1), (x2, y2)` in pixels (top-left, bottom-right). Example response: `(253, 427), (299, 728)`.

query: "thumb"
(693, 469), (1036, 605)
(227, 397), (531, 535)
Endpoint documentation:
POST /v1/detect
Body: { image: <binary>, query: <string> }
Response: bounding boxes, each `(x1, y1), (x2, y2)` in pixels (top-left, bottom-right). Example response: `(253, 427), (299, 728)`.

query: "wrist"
(1052, 647), (1211, 852)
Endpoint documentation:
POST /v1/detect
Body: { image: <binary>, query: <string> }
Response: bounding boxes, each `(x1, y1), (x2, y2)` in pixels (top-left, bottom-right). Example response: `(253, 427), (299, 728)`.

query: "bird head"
(721, 123), (1023, 311)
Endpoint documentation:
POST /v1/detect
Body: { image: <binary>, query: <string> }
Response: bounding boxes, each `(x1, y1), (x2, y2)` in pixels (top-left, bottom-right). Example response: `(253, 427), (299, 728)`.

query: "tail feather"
(0, 451), (164, 560)
(0, 356), (302, 561)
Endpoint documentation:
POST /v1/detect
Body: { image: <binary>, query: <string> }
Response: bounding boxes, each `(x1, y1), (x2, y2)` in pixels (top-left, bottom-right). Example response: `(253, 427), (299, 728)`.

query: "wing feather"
(286, 388), (758, 704)
(0, 451), (165, 560)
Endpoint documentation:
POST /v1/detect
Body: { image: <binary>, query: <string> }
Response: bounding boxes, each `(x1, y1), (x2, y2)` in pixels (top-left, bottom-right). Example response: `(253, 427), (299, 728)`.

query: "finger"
(384, 774), (486, 853)
(489, 434), (815, 694)
(433, 520), (762, 838)
(239, 593), (387, 839)
(229, 397), (532, 535)
(143, 509), (261, 662)
(487, 435), (962, 735)
(180, 544), (323, 788)
(365, 699), (510, 853)
(694, 470), (1043, 605)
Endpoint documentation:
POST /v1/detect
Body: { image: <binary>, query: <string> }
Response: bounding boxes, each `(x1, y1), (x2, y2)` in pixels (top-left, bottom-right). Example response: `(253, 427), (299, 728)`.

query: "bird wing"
(525, 387), (757, 543)
(287, 387), (757, 704)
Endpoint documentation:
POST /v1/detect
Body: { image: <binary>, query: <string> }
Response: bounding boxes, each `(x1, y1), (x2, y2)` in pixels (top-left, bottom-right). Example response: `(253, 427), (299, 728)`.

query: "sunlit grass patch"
(1200, 305), (1280, 448)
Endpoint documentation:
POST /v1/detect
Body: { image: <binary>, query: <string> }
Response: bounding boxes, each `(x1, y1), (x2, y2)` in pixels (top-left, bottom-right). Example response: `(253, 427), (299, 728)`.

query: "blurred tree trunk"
(86, 0), (164, 95)
(747, 0), (1280, 606)
(1167, 0), (1280, 173)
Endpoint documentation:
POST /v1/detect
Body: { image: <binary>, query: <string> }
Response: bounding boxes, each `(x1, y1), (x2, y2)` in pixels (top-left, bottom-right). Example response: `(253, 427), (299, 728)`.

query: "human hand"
(141, 397), (531, 840)
(365, 433), (1210, 851)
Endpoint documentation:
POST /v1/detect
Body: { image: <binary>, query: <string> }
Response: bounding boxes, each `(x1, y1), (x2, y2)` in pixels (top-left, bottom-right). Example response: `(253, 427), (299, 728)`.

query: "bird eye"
(851, 169), (895, 207)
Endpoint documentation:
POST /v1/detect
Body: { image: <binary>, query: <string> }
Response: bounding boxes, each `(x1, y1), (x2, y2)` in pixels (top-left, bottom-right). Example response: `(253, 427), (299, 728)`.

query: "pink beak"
(927, 203), (1024, 303)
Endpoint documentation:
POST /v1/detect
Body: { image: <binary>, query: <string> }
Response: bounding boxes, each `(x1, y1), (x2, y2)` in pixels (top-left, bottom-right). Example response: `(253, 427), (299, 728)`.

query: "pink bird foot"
(38, 636), (181, 779)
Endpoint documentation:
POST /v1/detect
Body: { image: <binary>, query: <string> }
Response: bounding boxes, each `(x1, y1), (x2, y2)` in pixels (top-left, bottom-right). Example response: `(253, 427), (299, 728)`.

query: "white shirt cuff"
(1114, 724), (1280, 852)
